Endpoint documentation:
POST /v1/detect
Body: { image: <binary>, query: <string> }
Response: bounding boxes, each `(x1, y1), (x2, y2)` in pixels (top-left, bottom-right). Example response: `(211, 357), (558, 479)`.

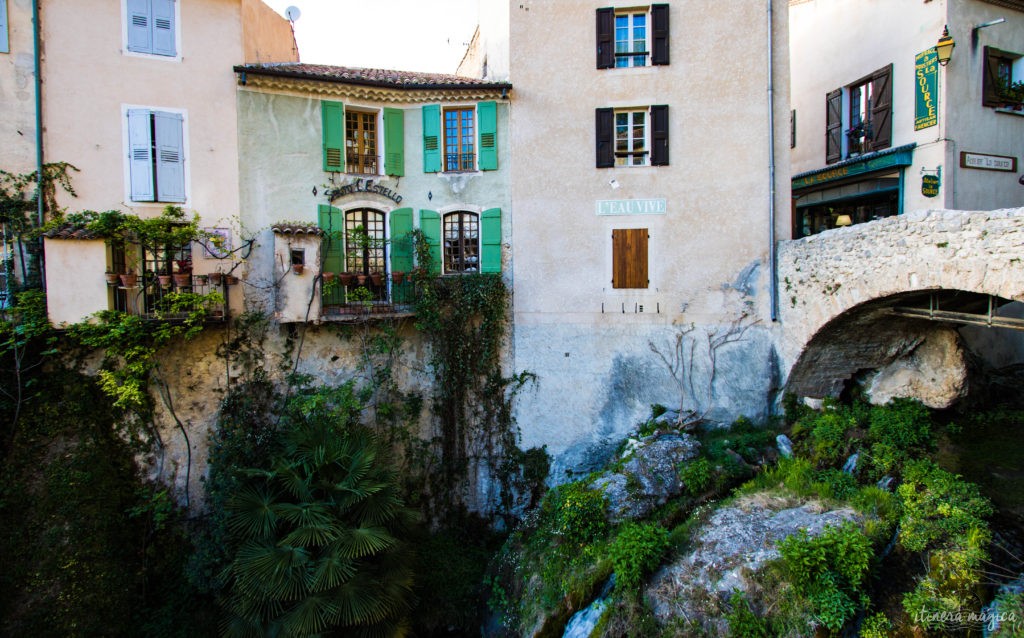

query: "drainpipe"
(32, 0), (45, 290)
(766, 0), (777, 321)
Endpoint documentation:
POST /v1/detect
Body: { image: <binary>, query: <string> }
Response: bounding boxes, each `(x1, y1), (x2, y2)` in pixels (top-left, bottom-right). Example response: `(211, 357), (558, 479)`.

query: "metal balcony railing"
(320, 272), (419, 318)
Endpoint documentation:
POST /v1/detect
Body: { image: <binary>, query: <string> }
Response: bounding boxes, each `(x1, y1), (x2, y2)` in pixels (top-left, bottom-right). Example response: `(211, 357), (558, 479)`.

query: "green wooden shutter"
(318, 204), (344, 274)
(419, 210), (441, 275)
(321, 101), (345, 172)
(478, 101), (498, 171)
(389, 207), (413, 273)
(422, 105), (441, 173)
(480, 208), (502, 273)
(384, 108), (405, 177)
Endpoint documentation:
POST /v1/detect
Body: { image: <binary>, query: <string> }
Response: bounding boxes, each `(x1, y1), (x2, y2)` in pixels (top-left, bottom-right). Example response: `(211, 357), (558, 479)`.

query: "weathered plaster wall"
(777, 207), (1024, 394)
(507, 0), (791, 477)
(241, 0), (297, 64)
(0, 0), (37, 174)
(42, 238), (108, 326)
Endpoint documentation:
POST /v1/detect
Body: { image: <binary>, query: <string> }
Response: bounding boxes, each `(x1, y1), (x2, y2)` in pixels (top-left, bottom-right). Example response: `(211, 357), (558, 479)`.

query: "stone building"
(790, 0), (1024, 237)
(463, 0), (792, 477)
(4, 0), (297, 324)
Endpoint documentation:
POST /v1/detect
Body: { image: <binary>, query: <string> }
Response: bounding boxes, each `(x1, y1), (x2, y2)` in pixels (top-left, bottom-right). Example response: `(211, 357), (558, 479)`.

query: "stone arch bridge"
(777, 207), (1024, 403)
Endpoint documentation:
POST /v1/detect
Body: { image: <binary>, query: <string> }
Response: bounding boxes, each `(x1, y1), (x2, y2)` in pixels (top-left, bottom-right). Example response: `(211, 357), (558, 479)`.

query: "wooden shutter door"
(419, 210), (442, 275)
(151, 0), (175, 56)
(596, 8), (614, 69)
(596, 108), (614, 168)
(389, 208), (414, 273)
(126, 0), (152, 53)
(422, 105), (441, 173)
(154, 111), (185, 202)
(127, 109), (155, 201)
(477, 101), (498, 171)
(480, 208), (502, 273)
(612, 228), (648, 289)
(321, 101), (344, 172)
(319, 205), (344, 275)
(869, 64), (892, 151)
(983, 47), (1001, 107)
(651, 4), (670, 65)
(651, 105), (669, 166)
(383, 108), (405, 177)
(825, 88), (842, 164)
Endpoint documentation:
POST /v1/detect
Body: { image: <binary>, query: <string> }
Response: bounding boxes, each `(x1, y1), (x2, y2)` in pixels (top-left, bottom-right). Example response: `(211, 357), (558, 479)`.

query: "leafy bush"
(860, 612), (892, 638)
(680, 457), (712, 495)
(867, 398), (933, 474)
(806, 411), (858, 465)
(544, 481), (609, 547)
(726, 591), (770, 638)
(897, 460), (992, 553)
(778, 521), (873, 631)
(608, 521), (670, 592)
(814, 468), (858, 500)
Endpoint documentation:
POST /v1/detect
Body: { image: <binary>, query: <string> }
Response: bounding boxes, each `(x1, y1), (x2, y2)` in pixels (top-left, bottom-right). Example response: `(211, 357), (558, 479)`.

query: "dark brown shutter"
(869, 64), (892, 151)
(597, 8), (614, 69)
(651, 104), (669, 166)
(983, 47), (1001, 107)
(825, 88), (842, 164)
(596, 107), (614, 168)
(651, 4), (670, 65)
(612, 228), (649, 289)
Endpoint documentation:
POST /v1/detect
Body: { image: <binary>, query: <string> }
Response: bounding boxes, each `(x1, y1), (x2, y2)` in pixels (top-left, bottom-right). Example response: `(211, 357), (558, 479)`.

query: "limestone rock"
(867, 327), (968, 409)
(646, 493), (861, 634)
(590, 432), (701, 523)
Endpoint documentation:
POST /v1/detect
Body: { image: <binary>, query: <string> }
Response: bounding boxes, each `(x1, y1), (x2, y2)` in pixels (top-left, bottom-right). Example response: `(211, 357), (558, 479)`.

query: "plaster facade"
(0, 0), (36, 174)
(483, 0), (793, 477)
(790, 0), (1024, 237)
(30, 0), (295, 325)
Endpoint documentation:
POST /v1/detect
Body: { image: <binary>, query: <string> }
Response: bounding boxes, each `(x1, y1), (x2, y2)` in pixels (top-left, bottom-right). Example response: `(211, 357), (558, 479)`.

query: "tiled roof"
(235, 63), (512, 91)
(42, 225), (101, 240)
(272, 222), (323, 236)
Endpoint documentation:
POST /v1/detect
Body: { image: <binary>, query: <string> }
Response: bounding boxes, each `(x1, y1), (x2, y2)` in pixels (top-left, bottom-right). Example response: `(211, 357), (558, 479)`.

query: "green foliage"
(680, 457), (712, 495)
(221, 383), (417, 637)
(777, 521), (873, 631)
(0, 290), (55, 448)
(545, 481), (609, 547)
(726, 591), (770, 637)
(867, 398), (933, 475)
(608, 522), (670, 592)
(806, 410), (858, 465)
(859, 612), (892, 638)
(813, 468), (858, 500)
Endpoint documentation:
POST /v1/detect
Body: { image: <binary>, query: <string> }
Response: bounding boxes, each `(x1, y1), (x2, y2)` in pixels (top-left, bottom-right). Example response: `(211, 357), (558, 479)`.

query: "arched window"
(344, 208), (386, 275)
(443, 211), (480, 274)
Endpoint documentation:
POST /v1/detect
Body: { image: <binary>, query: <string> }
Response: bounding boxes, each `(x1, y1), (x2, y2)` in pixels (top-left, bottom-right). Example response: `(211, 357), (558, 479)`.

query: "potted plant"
(224, 274), (239, 285)
(322, 271), (336, 283)
(391, 270), (405, 284)
(339, 272), (355, 286)
(157, 273), (173, 287)
(173, 272), (192, 287)
(104, 271), (120, 285)
(996, 77), (1024, 109)
(356, 273), (368, 286)
(194, 274), (209, 286)
(369, 271), (383, 286)
(292, 263), (304, 275)
(120, 270), (138, 287)
(209, 272), (223, 285)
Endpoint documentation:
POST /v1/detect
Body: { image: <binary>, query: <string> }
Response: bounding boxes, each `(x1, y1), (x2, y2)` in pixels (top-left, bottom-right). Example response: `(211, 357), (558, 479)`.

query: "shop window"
(825, 64), (892, 164)
(612, 228), (648, 289)
(443, 212), (480, 273)
(126, 0), (176, 57)
(127, 108), (185, 203)
(596, 4), (669, 69)
(596, 105), (669, 168)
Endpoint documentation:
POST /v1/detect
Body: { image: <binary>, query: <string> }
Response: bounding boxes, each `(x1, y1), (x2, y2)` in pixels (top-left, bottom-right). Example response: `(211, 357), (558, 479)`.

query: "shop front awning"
(792, 143), (916, 191)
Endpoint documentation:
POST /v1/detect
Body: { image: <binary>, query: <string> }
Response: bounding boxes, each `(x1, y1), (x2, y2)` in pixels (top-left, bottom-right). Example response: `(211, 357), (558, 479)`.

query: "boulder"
(867, 327), (968, 409)
(590, 432), (701, 523)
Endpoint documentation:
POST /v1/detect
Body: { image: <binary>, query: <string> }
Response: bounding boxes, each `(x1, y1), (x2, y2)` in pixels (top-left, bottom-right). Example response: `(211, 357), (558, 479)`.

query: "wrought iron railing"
(108, 273), (227, 321)
(346, 152), (379, 175)
(320, 272), (419, 318)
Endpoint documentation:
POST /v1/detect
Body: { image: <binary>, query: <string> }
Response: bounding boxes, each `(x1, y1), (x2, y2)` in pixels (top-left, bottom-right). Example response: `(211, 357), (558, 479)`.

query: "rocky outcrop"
(866, 326), (968, 409)
(646, 492), (862, 634)
(589, 432), (701, 523)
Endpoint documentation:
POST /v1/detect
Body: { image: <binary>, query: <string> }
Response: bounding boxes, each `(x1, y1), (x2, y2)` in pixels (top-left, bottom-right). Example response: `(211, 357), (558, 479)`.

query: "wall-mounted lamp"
(835, 214), (853, 227)
(935, 25), (955, 66)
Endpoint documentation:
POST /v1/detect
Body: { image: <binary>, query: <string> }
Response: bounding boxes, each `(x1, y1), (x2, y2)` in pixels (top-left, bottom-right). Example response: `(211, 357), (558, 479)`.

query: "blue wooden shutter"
(151, 0), (176, 57)
(0, 0), (9, 54)
(419, 210), (441, 275)
(477, 101), (498, 171)
(422, 105), (441, 173)
(480, 208), (502, 273)
(318, 205), (344, 275)
(127, 109), (155, 201)
(389, 208), (414, 273)
(154, 111), (185, 202)
(321, 101), (345, 172)
(126, 0), (152, 54)
(383, 108), (405, 177)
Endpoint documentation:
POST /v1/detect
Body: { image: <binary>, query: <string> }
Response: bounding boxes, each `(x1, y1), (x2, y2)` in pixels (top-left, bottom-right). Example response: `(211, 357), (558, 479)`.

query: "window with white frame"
(595, 105), (669, 168)
(126, 0), (176, 57)
(345, 109), (379, 175)
(127, 109), (186, 203)
(443, 211), (480, 273)
(596, 5), (669, 69)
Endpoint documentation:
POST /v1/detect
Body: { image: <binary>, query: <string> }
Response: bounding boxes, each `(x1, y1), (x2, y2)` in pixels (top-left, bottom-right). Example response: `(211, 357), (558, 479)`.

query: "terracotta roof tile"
(235, 63), (512, 91)
(42, 225), (101, 240)
(272, 222), (323, 236)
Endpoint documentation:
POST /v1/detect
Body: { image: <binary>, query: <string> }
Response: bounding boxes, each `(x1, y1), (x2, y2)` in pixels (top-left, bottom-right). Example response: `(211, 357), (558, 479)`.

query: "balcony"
(107, 271), (229, 321)
(320, 271), (418, 320)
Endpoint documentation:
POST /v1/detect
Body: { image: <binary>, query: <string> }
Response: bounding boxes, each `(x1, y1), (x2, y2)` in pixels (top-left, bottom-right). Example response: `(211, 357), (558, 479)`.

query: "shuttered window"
(126, 0), (176, 57)
(477, 101), (498, 171)
(983, 47), (1022, 108)
(869, 64), (892, 152)
(825, 89), (842, 164)
(419, 210), (442, 275)
(127, 109), (185, 203)
(383, 108), (404, 177)
(825, 63), (892, 165)
(321, 101), (345, 172)
(596, 106), (668, 168)
(612, 228), (648, 289)
(596, 5), (668, 69)
(0, 0), (9, 54)
(422, 105), (442, 173)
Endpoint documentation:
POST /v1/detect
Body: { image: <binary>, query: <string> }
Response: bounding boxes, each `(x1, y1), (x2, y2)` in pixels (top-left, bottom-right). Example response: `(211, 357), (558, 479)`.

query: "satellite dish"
(285, 6), (301, 22)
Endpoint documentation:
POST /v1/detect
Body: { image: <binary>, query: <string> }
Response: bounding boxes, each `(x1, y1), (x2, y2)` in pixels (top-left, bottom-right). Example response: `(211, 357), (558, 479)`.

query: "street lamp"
(935, 25), (955, 66)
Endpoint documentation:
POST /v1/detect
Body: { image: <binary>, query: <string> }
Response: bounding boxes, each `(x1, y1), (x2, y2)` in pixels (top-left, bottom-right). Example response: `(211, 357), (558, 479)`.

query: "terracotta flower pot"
(173, 273), (192, 287)
(370, 273), (383, 286)
(322, 271), (336, 282)
(209, 272), (223, 285)
(157, 274), (173, 287)
(339, 273), (355, 286)
(292, 264), (304, 275)
(391, 271), (405, 284)
(224, 274), (239, 285)
(119, 273), (138, 287)
(356, 274), (367, 286)
(104, 272), (120, 285)
(194, 275), (209, 286)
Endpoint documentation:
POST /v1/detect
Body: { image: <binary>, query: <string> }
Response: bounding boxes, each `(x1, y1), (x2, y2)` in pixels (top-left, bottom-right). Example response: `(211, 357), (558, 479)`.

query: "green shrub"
(896, 460), (993, 553)
(778, 521), (873, 631)
(860, 612), (892, 638)
(866, 398), (933, 475)
(680, 458), (712, 495)
(608, 522), (670, 592)
(807, 411), (858, 465)
(814, 468), (858, 500)
(545, 481), (609, 547)
(726, 591), (770, 638)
